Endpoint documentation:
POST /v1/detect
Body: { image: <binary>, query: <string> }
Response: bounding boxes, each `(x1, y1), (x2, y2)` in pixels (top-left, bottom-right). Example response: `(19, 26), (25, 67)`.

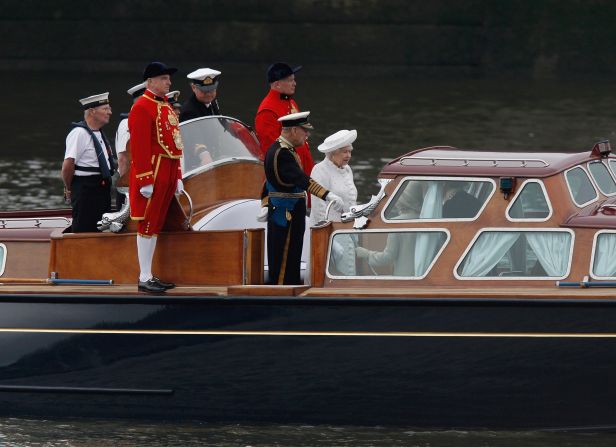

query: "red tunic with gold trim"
(128, 89), (183, 236)
(255, 89), (314, 176)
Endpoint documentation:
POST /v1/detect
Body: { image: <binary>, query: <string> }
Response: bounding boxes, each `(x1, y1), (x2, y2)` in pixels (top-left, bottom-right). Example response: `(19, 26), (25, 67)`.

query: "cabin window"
(506, 180), (552, 221)
(608, 159), (616, 179)
(326, 229), (450, 279)
(455, 229), (573, 280)
(588, 161), (616, 196)
(0, 243), (6, 276)
(565, 166), (598, 207)
(590, 231), (616, 279)
(382, 177), (495, 222)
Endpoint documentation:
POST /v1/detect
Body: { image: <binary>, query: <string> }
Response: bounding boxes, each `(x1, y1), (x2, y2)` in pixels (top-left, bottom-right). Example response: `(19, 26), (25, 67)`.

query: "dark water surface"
(1, 417), (615, 447)
(2, 72), (616, 444)
(1, 71), (616, 209)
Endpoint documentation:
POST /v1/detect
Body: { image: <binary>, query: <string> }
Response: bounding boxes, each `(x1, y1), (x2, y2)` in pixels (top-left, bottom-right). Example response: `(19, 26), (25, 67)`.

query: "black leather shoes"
(138, 278), (167, 294)
(152, 276), (175, 289)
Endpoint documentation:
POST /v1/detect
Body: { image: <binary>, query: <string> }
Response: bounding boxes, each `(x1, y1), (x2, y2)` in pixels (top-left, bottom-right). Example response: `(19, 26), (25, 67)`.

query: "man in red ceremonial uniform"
(128, 61), (184, 294)
(255, 62), (315, 178)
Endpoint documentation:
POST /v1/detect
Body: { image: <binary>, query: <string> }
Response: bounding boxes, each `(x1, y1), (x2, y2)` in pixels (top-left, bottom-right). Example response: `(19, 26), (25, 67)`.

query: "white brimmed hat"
(278, 111), (313, 130)
(317, 129), (357, 153)
(79, 92), (110, 109)
(187, 68), (221, 92)
(127, 82), (146, 98)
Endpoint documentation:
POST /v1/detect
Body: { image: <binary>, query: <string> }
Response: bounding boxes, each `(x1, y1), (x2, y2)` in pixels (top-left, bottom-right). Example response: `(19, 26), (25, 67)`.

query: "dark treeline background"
(2, 0), (616, 79)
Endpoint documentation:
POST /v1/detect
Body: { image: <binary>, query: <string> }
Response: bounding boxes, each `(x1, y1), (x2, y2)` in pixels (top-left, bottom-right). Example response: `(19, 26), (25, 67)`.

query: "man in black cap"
(263, 111), (343, 285)
(128, 61), (184, 294)
(255, 62), (315, 180)
(61, 92), (115, 232)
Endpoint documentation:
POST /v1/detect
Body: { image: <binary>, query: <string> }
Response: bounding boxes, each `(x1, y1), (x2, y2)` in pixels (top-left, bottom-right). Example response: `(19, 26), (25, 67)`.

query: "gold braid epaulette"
(307, 179), (328, 199)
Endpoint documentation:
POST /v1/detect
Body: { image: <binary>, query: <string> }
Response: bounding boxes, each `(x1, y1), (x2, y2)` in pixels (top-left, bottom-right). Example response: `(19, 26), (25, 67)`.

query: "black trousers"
(267, 200), (306, 285)
(70, 175), (111, 232)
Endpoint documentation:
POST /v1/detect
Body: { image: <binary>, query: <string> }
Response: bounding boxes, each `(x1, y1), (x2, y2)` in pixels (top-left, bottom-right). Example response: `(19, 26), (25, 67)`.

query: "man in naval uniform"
(255, 62), (315, 178)
(263, 111), (343, 285)
(114, 81), (146, 208)
(179, 67), (221, 122)
(166, 90), (182, 117)
(128, 61), (184, 294)
(62, 92), (115, 232)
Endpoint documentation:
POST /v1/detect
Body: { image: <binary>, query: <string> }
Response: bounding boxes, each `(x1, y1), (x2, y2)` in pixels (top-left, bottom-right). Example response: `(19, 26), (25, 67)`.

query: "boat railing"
(0, 217), (70, 229)
(399, 156), (550, 168)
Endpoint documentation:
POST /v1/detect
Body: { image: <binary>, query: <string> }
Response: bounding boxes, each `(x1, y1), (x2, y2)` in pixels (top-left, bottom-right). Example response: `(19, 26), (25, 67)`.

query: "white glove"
(176, 179), (184, 195)
(256, 206), (268, 222)
(140, 184), (153, 198)
(355, 246), (370, 259)
(325, 192), (344, 212)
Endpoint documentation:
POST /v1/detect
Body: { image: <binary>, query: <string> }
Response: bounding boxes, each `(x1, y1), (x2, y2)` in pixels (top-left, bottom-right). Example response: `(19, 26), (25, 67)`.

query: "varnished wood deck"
(0, 284), (615, 300)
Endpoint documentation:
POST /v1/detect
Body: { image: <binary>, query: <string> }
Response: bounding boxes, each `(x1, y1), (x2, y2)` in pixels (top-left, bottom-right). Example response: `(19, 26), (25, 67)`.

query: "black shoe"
(152, 276), (175, 289)
(138, 278), (167, 294)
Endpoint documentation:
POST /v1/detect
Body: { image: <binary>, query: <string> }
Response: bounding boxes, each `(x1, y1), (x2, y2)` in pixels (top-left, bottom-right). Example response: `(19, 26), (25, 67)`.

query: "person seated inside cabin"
(355, 184), (423, 276)
(442, 180), (482, 218)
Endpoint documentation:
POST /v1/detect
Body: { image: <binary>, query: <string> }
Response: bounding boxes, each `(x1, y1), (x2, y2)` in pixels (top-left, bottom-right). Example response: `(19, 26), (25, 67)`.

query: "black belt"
(75, 164), (101, 173)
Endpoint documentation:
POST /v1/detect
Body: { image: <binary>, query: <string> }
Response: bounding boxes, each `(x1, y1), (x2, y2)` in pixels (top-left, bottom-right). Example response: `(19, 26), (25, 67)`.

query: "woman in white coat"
(310, 129), (358, 275)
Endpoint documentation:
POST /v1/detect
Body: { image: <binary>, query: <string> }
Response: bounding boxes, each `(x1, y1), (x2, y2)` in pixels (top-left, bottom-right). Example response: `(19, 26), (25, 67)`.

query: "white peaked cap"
(278, 111), (313, 129)
(187, 68), (222, 92)
(318, 129), (357, 153)
(79, 92), (110, 109)
(166, 90), (181, 100)
(127, 82), (146, 97)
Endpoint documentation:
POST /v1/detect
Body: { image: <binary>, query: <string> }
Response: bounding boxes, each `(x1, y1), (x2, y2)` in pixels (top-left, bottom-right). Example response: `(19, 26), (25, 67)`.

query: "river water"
(2, 71), (616, 444)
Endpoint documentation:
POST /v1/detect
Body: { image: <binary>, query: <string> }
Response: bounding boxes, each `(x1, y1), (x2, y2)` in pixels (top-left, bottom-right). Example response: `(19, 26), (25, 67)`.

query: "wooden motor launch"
(1, 117), (616, 429)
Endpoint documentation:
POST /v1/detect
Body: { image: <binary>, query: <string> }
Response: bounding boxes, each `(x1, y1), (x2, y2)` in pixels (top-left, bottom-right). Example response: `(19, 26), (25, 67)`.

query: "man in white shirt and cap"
(61, 92), (115, 232)
(179, 67), (221, 122)
(114, 82), (146, 207)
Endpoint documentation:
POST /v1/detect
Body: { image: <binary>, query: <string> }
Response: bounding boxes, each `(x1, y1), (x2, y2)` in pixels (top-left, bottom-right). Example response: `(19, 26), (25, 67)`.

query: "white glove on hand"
(256, 206), (268, 222)
(176, 179), (184, 195)
(355, 246), (370, 259)
(140, 184), (154, 199)
(325, 192), (344, 212)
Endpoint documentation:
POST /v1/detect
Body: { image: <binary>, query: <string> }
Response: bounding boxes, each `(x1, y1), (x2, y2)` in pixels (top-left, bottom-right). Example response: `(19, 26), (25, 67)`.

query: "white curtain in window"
(414, 182), (444, 275)
(526, 232), (571, 276)
(460, 232), (520, 277)
(593, 233), (616, 277)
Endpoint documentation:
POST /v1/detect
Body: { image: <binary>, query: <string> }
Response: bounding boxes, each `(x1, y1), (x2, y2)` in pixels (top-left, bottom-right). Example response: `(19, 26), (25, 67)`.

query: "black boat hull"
(0, 294), (615, 429)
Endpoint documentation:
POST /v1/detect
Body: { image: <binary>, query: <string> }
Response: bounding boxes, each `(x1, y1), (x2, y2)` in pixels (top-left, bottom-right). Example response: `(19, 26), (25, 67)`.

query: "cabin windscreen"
(588, 161), (616, 195)
(591, 231), (616, 278)
(327, 229), (449, 279)
(383, 177), (494, 222)
(179, 116), (260, 174)
(455, 229), (573, 279)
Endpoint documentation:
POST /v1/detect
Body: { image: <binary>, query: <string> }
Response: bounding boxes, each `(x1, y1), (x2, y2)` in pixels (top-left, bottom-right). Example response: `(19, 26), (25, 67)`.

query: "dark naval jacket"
(179, 94), (221, 122)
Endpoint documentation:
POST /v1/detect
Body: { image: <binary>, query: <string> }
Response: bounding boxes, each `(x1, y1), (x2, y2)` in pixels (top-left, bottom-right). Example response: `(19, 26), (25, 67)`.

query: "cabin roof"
(380, 146), (612, 178)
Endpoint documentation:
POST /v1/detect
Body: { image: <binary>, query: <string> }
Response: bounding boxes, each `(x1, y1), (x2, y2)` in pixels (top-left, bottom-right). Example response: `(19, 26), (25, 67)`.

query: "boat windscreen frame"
(564, 165), (599, 208)
(179, 114), (261, 178)
(505, 179), (553, 222)
(453, 227), (575, 281)
(325, 228), (451, 280)
(0, 243), (6, 276)
(381, 176), (496, 223)
(589, 229), (616, 280)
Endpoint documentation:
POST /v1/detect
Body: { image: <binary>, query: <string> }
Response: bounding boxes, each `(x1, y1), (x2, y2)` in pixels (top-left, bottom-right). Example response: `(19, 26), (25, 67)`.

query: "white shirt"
(115, 118), (129, 155)
(64, 127), (111, 177)
(309, 157), (357, 226)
